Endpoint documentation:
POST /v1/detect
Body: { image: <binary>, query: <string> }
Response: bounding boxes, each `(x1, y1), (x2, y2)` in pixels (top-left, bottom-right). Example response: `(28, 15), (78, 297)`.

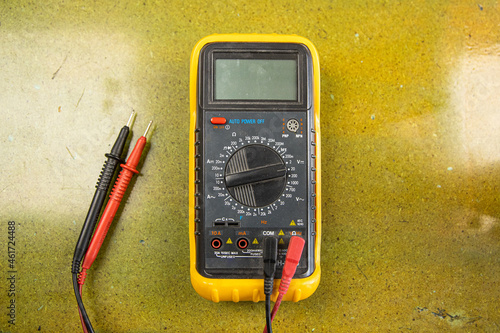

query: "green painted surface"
(0, 0), (499, 332)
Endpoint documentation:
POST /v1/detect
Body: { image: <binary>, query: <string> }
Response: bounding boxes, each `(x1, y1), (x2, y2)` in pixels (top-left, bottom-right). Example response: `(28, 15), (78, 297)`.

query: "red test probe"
(263, 236), (305, 333)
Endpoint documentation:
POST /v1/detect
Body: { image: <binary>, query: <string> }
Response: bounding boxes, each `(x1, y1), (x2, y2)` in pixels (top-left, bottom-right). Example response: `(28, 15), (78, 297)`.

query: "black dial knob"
(224, 144), (287, 207)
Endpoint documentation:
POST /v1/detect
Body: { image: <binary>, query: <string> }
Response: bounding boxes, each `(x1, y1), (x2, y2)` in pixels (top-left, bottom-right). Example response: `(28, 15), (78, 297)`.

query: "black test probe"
(71, 111), (135, 333)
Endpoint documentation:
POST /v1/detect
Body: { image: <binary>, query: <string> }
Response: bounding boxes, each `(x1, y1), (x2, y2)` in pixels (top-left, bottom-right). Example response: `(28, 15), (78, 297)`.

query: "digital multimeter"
(189, 34), (321, 302)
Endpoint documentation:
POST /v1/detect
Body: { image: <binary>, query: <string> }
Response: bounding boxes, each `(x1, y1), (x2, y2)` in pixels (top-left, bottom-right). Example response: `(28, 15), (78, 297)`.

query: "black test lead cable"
(263, 237), (278, 333)
(71, 111), (135, 333)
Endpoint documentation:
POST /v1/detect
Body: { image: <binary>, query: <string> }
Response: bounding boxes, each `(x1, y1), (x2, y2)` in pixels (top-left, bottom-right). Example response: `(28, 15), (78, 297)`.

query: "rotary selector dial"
(224, 145), (287, 207)
(204, 113), (307, 220)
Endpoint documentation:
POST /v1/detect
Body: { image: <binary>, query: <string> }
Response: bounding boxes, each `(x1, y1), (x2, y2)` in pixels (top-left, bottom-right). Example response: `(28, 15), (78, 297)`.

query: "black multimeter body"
(189, 34), (321, 302)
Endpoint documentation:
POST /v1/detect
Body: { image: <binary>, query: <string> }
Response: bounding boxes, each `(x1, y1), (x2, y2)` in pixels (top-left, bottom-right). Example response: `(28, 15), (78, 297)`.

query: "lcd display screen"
(214, 59), (297, 100)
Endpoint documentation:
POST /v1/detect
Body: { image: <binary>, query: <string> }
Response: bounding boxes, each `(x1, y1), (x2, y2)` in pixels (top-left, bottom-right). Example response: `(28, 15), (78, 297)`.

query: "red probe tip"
(143, 120), (153, 137)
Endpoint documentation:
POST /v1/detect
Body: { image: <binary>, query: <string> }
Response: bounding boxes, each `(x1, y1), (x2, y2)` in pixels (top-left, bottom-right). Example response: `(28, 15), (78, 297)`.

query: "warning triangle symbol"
(279, 238), (285, 245)
(278, 229), (285, 236)
(252, 238), (259, 245)
(226, 238), (233, 244)
(290, 220), (296, 226)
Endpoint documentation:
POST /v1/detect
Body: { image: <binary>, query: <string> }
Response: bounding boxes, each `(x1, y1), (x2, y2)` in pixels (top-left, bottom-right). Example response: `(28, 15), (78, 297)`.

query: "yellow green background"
(1, 0), (499, 332)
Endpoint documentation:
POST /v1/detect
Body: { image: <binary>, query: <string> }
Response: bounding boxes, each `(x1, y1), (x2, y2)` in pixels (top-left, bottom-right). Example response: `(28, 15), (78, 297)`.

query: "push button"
(211, 117), (226, 125)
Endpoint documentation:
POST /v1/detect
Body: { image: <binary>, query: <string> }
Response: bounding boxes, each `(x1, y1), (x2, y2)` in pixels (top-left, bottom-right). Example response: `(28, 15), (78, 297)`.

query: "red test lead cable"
(79, 120), (153, 285)
(263, 236), (305, 333)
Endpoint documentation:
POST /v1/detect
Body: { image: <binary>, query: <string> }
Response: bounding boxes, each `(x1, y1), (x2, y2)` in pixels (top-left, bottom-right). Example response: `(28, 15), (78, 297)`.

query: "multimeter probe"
(80, 120), (152, 273)
(73, 118), (152, 333)
(72, 112), (134, 333)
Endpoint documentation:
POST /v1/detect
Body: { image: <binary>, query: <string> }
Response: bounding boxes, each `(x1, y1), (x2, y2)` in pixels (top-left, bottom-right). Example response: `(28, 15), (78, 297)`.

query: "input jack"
(237, 238), (249, 249)
(211, 238), (222, 249)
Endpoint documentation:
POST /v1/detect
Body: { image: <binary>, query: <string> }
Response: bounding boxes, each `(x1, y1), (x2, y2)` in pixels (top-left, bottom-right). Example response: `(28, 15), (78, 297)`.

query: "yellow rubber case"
(189, 34), (321, 302)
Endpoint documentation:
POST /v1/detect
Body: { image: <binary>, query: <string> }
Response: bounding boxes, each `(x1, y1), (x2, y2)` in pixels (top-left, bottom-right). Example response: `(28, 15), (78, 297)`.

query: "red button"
(211, 117), (226, 125)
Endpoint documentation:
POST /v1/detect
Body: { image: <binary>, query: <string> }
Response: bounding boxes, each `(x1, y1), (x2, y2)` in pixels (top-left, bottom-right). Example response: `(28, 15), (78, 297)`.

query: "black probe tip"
(127, 111), (136, 127)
